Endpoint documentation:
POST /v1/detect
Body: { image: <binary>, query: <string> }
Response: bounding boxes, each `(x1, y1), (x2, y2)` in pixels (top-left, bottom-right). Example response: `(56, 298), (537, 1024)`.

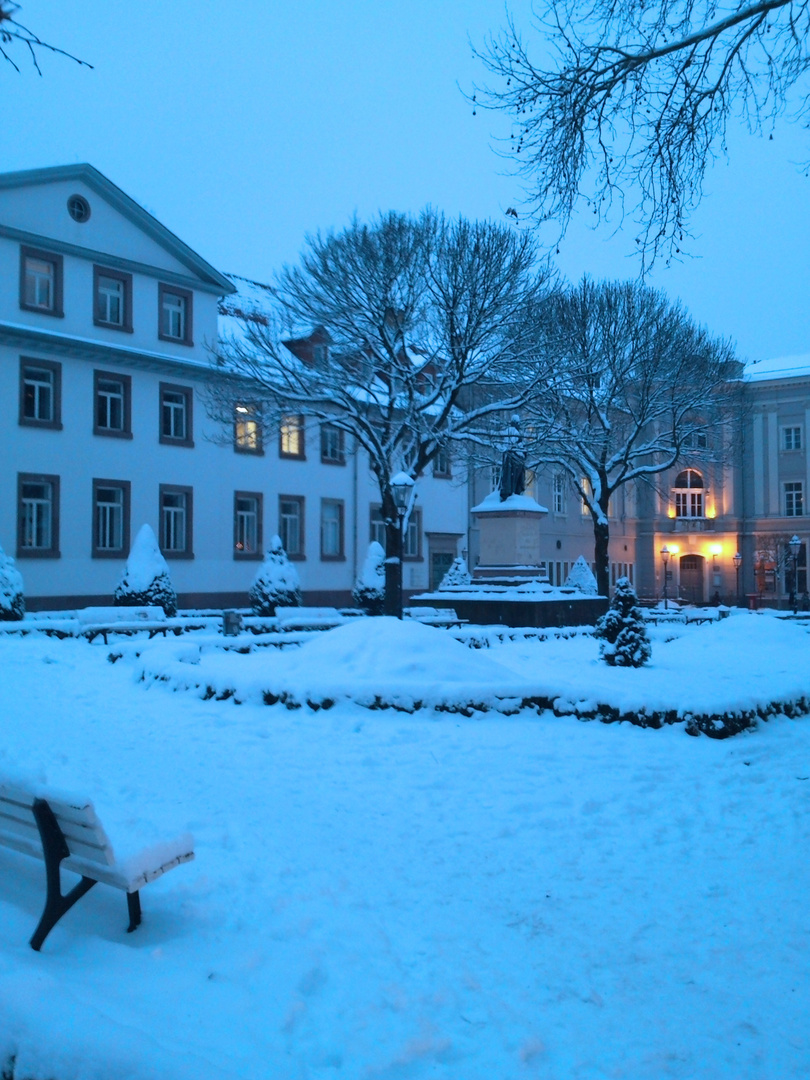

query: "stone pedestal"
(472, 492), (549, 581)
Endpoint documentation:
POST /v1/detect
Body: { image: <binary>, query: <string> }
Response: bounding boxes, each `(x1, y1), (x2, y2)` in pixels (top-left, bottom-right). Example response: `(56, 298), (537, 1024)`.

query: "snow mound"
(564, 555), (598, 595)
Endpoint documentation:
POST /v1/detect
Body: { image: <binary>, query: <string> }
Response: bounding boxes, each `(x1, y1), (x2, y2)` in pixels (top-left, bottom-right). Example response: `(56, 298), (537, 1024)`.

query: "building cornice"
(0, 320), (220, 380)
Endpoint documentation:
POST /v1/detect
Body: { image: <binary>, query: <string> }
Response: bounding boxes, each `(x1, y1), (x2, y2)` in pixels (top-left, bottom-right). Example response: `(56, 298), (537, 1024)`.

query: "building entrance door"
(679, 554), (705, 603)
(430, 551), (455, 590)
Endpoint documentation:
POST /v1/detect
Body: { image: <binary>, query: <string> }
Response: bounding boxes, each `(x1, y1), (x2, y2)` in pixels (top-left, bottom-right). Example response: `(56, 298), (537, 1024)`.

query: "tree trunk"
(592, 514), (611, 597)
(381, 490), (401, 617)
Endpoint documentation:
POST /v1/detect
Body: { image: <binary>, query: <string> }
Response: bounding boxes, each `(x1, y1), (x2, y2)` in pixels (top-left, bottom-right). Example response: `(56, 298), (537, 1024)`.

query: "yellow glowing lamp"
(710, 543), (722, 557)
(669, 544), (679, 555)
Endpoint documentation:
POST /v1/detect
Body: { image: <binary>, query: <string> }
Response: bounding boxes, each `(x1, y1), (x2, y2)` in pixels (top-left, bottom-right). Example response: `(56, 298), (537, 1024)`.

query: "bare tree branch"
(473, 0), (810, 265)
(1, 2), (91, 74)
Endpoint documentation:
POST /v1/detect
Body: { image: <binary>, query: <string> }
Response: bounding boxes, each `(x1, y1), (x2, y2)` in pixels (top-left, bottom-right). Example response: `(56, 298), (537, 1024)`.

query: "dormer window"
(673, 469), (704, 517)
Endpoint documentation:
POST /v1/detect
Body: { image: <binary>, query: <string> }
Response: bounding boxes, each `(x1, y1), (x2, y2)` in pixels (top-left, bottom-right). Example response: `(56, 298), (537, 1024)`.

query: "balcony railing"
(669, 517), (716, 532)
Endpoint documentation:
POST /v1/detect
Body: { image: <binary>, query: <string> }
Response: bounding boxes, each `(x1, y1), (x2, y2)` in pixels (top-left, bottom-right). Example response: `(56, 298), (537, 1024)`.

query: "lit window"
(673, 469), (704, 518)
(280, 415), (305, 459)
(785, 482), (804, 518)
(235, 404), (262, 454)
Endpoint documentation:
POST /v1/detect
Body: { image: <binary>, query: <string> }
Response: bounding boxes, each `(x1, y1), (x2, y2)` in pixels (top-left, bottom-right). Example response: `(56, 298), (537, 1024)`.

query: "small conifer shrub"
(352, 541), (385, 615)
(594, 576), (651, 668)
(0, 545), (25, 621)
(438, 556), (472, 590)
(249, 535), (302, 615)
(114, 524), (178, 616)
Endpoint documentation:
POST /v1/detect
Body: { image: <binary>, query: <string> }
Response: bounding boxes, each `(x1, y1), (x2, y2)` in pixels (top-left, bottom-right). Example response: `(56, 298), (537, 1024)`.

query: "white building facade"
(0, 166), (469, 610)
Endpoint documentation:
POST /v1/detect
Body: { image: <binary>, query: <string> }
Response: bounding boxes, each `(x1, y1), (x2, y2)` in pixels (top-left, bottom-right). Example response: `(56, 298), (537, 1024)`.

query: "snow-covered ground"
(1, 620), (809, 1079)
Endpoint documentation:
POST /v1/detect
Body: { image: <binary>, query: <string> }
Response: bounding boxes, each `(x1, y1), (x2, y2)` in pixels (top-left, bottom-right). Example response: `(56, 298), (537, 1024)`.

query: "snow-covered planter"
(564, 555), (598, 595)
(352, 541), (385, 615)
(249, 535), (302, 615)
(0, 544), (25, 621)
(114, 524), (178, 617)
(594, 577), (651, 668)
(438, 556), (472, 589)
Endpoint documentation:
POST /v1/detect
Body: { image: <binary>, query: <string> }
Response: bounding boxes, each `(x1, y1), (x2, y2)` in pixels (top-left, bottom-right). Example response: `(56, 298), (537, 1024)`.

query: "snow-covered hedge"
(114, 524), (178, 617)
(564, 556), (598, 595)
(352, 541), (385, 615)
(438, 556), (472, 589)
(594, 577), (651, 667)
(249, 535), (301, 615)
(0, 545), (25, 621)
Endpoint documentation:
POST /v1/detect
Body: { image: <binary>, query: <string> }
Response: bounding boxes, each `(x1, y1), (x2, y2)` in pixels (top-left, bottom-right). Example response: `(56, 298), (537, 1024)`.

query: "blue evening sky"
(4, 0), (809, 362)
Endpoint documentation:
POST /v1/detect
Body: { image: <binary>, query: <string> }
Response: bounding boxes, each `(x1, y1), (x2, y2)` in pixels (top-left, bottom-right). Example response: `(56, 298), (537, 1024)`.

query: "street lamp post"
(789, 534), (801, 615)
(391, 472), (415, 620)
(660, 545), (671, 609)
(733, 551), (742, 608)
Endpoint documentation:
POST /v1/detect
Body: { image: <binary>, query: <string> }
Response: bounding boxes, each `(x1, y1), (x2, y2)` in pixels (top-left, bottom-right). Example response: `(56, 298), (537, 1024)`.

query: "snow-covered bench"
(404, 606), (465, 627)
(76, 605), (169, 644)
(0, 781), (194, 951)
(275, 606), (346, 631)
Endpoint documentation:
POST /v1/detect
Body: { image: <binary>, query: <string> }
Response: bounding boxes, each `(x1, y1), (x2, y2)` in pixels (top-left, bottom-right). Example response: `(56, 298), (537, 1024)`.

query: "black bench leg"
(30, 799), (98, 952)
(126, 891), (141, 932)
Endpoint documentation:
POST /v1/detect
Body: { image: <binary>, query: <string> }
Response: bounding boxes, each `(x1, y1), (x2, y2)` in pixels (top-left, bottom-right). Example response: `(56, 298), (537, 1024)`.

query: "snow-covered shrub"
(249, 535), (302, 615)
(438, 556), (472, 590)
(564, 555), (598, 595)
(114, 524), (178, 617)
(0, 544), (25, 621)
(594, 576), (651, 668)
(352, 540), (385, 615)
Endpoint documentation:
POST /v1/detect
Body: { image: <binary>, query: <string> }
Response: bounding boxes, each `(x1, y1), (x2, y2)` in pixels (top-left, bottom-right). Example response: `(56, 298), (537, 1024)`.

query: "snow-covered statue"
(114, 524), (178, 616)
(249, 535), (302, 615)
(498, 415), (526, 501)
(564, 556), (598, 595)
(0, 544), (25, 621)
(352, 540), (385, 615)
(438, 556), (472, 590)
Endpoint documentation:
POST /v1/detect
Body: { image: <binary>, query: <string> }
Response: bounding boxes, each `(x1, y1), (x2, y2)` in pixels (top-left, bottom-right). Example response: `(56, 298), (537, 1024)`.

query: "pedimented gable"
(0, 165), (232, 293)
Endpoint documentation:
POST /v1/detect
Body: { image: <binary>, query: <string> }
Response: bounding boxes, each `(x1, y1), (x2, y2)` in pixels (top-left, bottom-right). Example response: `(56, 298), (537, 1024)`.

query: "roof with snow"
(744, 352), (810, 383)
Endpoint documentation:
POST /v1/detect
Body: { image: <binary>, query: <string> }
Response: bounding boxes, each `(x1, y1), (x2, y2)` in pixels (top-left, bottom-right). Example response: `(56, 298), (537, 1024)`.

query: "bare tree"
(523, 277), (740, 595)
(1, 1), (91, 73)
(473, 0), (810, 264)
(212, 210), (550, 614)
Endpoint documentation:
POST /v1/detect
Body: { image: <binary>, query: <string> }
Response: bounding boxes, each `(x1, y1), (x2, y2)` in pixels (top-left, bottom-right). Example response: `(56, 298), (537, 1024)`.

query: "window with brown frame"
(234, 492), (263, 559)
(20, 246), (64, 317)
(93, 370), (132, 438)
(94, 266), (133, 332)
(280, 414), (305, 459)
(320, 424), (345, 464)
(92, 479), (131, 558)
(19, 358), (62, 429)
(158, 283), (193, 345)
(279, 495), (305, 558)
(320, 499), (344, 559)
(159, 485), (194, 558)
(17, 473), (60, 558)
(159, 383), (194, 447)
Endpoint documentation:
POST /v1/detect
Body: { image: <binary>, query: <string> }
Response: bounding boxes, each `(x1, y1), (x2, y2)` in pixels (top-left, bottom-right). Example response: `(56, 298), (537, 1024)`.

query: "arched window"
(673, 469), (704, 518)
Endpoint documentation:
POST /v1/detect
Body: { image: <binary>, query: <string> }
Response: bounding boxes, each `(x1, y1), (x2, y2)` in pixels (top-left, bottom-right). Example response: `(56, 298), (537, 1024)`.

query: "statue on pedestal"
(498, 415), (526, 501)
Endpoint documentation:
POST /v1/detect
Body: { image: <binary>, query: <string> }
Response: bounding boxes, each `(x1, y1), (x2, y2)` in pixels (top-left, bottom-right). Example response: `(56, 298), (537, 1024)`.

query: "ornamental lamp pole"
(789, 534), (801, 615)
(660, 545), (671, 610)
(733, 551), (742, 608)
(391, 472), (415, 620)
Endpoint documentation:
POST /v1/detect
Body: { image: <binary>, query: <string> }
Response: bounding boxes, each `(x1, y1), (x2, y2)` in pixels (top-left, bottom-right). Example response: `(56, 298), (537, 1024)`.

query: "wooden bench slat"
(0, 799), (112, 848)
(0, 811), (114, 865)
(0, 785), (101, 829)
